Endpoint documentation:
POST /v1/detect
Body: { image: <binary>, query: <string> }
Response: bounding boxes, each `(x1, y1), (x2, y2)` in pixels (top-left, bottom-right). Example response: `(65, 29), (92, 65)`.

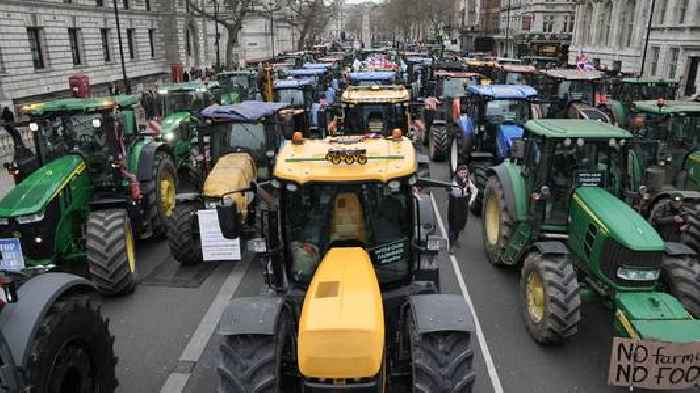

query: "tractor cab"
(539, 69), (608, 122)
(215, 69), (259, 102)
(404, 56), (433, 97)
(604, 78), (679, 127)
(211, 134), (476, 392)
(521, 56), (560, 69)
(158, 81), (215, 118)
(465, 59), (498, 80)
(348, 72), (396, 87)
(282, 68), (329, 96)
(273, 78), (316, 135)
(496, 64), (539, 87)
(337, 85), (411, 137)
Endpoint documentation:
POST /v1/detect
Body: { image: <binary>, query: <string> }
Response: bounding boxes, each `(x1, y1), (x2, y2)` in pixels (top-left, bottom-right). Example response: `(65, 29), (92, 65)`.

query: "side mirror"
(511, 139), (525, 160)
(217, 203), (241, 239)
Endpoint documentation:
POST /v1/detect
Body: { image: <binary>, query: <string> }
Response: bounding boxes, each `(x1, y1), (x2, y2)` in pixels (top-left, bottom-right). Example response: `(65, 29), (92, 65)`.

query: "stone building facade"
(569, 0), (700, 97)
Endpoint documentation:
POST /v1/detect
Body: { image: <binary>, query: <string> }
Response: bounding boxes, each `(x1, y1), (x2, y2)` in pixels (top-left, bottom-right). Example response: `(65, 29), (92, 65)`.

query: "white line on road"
(430, 193), (505, 393)
(160, 258), (251, 393)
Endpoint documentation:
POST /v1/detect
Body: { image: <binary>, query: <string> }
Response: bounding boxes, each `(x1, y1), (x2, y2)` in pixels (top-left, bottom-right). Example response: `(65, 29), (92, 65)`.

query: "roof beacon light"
(391, 128), (402, 141)
(292, 131), (304, 145)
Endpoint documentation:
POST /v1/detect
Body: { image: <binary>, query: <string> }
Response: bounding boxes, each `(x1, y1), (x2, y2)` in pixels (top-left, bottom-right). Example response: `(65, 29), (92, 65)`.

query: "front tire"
(520, 252), (581, 344)
(661, 255), (700, 318)
(410, 313), (475, 392)
(167, 203), (202, 266)
(141, 151), (177, 239)
(218, 308), (297, 393)
(482, 176), (514, 265)
(25, 295), (118, 393)
(87, 209), (137, 296)
(429, 125), (448, 162)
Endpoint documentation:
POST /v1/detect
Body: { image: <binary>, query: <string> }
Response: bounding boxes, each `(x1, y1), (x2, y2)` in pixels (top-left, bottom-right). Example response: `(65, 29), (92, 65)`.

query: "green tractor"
(605, 78), (678, 128)
(216, 69), (260, 102)
(0, 96), (176, 295)
(0, 271), (117, 392)
(482, 119), (700, 344)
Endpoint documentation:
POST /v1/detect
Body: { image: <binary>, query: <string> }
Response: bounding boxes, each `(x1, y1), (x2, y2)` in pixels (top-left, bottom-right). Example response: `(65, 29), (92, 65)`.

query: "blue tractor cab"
(348, 72), (396, 86)
(282, 68), (329, 92)
(454, 85), (539, 213)
(273, 78), (317, 136)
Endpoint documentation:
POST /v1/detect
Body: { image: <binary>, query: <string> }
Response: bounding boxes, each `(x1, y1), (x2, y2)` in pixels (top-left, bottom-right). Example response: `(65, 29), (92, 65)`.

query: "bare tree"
(285, 0), (334, 50)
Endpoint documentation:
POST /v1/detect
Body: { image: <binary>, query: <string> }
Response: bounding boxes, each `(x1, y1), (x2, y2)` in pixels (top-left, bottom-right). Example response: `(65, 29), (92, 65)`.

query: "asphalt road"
(101, 159), (697, 393)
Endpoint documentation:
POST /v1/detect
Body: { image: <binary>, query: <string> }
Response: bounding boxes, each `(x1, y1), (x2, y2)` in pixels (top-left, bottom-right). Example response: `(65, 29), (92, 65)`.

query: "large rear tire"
(482, 176), (513, 265)
(25, 295), (118, 393)
(661, 254), (700, 318)
(218, 309), (297, 393)
(410, 314), (475, 393)
(429, 125), (448, 162)
(520, 252), (581, 344)
(87, 209), (137, 296)
(141, 150), (177, 239)
(167, 203), (202, 266)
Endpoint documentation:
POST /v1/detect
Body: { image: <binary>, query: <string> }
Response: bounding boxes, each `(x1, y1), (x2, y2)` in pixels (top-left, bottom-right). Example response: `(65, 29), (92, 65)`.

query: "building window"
(0, 47), (5, 74)
(148, 29), (155, 57)
(27, 27), (45, 70)
(562, 15), (573, 33)
(668, 48), (679, 79)
(101, 28), (111, 62)
(650, 47), (660, 76)
(145, 0), (151, 11)
(678, 0), (688, 23)
(123, 0), (129, 10)
(543, 15), (554, 33)
(186, 29), (191, 57)
(127, 28), (136, 59)
(656, 0), (666, 24)
(96, 0), (103, 5)
(68, 28), (82, 65)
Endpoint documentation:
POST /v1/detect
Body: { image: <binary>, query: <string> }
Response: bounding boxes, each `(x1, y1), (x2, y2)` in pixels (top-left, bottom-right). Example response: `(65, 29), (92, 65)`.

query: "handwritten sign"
(575, 171), (604, 188)
(197, 209), (241, 261)
(371, 239), (407, 265)
(609, 337), (700, 390)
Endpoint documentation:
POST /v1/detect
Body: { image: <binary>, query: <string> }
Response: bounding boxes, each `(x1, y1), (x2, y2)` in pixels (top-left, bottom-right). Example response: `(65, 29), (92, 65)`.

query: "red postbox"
(171, 64), (183, 83)
(68, 73), (90, 98)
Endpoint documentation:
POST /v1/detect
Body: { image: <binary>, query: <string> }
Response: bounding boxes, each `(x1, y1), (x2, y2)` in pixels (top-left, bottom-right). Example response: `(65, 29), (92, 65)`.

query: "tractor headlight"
(616, 267), (660, 281)
(247, 238), (267, 253)
(164, 132), (175, 141)
(388, 179), (401, 192)
(158, 89), (168, 95)
(29, 123), (39, 132)
(0, 218), (8, 226)
(427, 235), (447, 252)
(16, 212), (44, 224)
(92, 118), (102, 129)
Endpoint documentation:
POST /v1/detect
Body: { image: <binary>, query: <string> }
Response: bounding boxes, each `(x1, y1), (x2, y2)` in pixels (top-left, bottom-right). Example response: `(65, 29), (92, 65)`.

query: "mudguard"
(487, 163), (528, 221)
(0, 273), (95, 368)
(408, 294), (473, 335)
(532, 241), (569, 256)
(136, 141), (173, 181)
(218, 297), (285, 336)
(664, 242), (696, 257)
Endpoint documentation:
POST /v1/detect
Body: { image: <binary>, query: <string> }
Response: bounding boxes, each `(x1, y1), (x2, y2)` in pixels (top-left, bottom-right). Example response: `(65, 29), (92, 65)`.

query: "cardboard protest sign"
(609, 337), (700, 390)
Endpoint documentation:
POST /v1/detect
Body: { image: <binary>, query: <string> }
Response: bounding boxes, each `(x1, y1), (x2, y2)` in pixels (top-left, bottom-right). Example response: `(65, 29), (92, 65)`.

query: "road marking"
(430, 193), (505, 393)
(159, 258), (251, 393)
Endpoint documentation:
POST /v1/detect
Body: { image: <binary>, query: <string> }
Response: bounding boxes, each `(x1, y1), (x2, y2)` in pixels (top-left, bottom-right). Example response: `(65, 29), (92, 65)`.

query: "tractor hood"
(159, 112), (191, 135)
(573, 187), (664, 251)
(202, 153), (256, 219)
(298, 247), (384, 379)
(496, 123), (524, 160)
(0, 155), (85, 217)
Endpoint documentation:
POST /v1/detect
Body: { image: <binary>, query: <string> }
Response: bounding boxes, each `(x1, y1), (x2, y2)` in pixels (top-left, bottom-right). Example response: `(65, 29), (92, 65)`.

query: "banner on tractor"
(609, 337), (700, 390)
(197, 209), (241, 261)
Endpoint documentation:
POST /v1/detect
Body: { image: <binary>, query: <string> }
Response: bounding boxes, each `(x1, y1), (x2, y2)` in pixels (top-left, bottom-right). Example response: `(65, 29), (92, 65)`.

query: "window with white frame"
(650, 47), (660, 76)
(668, 48), (679, 79)
(543, 15), (554, 32)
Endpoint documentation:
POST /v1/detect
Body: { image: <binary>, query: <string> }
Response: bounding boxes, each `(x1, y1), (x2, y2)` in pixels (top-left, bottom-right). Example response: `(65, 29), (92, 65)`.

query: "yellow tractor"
(213, 132), (476, 392)
(334, 85), (413, 138)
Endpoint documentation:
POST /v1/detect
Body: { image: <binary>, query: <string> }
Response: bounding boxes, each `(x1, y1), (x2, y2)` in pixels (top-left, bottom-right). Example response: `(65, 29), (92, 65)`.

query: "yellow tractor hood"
(298, 247), (384, 379)
(203, 153), (256, 218)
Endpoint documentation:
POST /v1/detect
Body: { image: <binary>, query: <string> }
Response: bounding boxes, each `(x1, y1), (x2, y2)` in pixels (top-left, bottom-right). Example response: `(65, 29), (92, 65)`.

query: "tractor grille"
(600, 240), (662, 286)
(0, 199), (60, 262)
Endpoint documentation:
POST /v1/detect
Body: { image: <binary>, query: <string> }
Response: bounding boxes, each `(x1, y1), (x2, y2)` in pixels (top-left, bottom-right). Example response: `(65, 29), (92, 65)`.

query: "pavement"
(102, 159), (694, 393)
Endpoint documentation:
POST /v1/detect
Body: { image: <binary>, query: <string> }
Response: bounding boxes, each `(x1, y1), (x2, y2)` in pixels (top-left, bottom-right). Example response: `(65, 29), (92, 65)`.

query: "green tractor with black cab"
(0, 95), (176, 295)
(482, 119), (700, 344)
(216, 69), (260, 102)
(605, 78), (678, 128)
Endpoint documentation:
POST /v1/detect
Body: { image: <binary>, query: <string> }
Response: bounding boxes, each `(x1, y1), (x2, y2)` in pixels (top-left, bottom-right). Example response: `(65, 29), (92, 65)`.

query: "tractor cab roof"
(22, 95), (138, 115)
(341, 85), (410, 104)
(496, 57), (522, 64)
(218, 69), (256, 76)
(199, 101), (290, 122)
(498, 64), (537, 73)
(542, 69), (603, 81)
(525, 119), (633, 139)
(620, 77), (677, 85)
(467, 85), (538, 99)
(159, 81), (215, 94)
(466, 60), (498, 68)
(406, 56), (433, 64)
(633, 100), (700, 113)
(274, 136), (416, 184)
(434, 71), (484, 79)
(284, 68), (328, 77)
(433, 61), (468, 72)
(274, 78), (316, 89)
(303, 63), (333, 69)
(349, 72), (396, 81)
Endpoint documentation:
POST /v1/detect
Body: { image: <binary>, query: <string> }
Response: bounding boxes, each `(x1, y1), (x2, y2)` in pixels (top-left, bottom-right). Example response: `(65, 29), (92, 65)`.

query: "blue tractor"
(348, 72), (397, 86)
(273, 78), (319, 136)
(451, 85), (539, 214)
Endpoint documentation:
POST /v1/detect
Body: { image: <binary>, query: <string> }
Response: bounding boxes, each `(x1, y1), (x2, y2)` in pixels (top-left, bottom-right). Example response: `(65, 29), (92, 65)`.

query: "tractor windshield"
(441, 78), (479, 97)
(558, 80), (596, 105)
(344, 104), (407, 135)
(276, 89), (306, 106)
(504, 72), (527, 85)
(284, 181), (411, 285)
(35, 112), (108, 153)
(485, 99), (531, 124)
(637, 112), (700, 144)
(161, 91), (209, 116)
(223, 75), (252, 90)
(226, 123), (266, 153)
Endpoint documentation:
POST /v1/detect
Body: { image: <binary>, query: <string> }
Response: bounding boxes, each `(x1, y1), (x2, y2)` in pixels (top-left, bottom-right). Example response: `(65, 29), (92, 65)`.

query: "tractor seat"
(329, 192), (367, 244)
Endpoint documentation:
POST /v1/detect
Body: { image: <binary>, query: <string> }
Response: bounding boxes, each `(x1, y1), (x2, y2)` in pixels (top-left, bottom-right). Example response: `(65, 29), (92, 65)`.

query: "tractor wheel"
(141, 150), (177, 239)
(482, 176), (514, 265)
(218, 309), (297, 393)
(410, 312), (475, 393)
(25, 295), (118, 393)
(167, 203), (202, 266)
(520, 252), (581, 344)
(469, 163), (490, 216)
(87, 209), (137, 296)
(682, 204), (700, 253)
(429, 125), (448, 162)
(661, 254), (700, 318)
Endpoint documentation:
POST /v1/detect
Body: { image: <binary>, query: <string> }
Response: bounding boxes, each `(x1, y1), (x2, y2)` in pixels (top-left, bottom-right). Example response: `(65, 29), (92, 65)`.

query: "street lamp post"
(113, 0), (130, 94)
(212, 0), (221, 72)
(639, 0), (657, 77)
(504, 0), (511, 57)
(268, 1), (276, 58)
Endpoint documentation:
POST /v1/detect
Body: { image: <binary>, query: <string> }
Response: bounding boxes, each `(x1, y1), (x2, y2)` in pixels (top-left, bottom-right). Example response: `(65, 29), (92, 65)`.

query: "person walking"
(1, 107), (14, 126)
(449, 165), (477, 254)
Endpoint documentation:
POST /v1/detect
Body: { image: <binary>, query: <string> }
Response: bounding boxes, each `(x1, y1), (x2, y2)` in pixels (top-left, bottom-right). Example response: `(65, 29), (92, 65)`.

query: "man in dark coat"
(449, 165), (477, 253)
(651, 194), (688, 242)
